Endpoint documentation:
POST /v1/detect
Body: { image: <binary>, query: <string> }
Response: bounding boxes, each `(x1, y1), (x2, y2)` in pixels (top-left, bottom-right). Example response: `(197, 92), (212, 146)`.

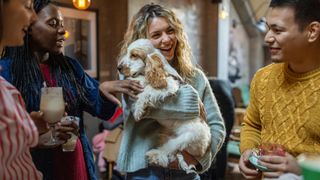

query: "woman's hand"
(239, 149), (262, 179)
(258, 152), (301, 178)
(55, 120), (79, 141)
(30, 111), (49, 135)
(37, 119), (79, 148)
(99, 80), (143, 106)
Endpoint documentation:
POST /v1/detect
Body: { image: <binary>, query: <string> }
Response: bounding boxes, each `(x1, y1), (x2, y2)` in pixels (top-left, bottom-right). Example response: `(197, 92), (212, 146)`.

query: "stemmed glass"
(40, 87), (65, 146)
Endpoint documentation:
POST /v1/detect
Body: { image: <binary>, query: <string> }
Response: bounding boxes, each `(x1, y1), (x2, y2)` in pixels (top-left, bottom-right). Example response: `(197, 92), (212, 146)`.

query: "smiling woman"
(0, 0), (36, 47)
(0, 0), (43, 179)
(117, 3), (226, 180)
(147, 17), (177, 61)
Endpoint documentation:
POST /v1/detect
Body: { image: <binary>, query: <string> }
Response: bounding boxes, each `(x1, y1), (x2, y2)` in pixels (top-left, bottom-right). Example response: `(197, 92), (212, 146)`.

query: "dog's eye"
(130, 53), (138, 59)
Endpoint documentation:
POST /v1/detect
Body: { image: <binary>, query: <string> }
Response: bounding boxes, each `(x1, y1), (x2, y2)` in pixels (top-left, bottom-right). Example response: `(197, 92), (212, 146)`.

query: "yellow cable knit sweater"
(240, 63), (320, 156)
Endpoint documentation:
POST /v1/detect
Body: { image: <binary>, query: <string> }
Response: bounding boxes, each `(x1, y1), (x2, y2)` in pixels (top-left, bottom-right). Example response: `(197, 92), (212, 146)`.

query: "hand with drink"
(240, 143), (289, 179)
(37, 115), (80, 148)
(258, 143), (286, 156)
(61, 116), (80, 152)
(40, 87), (66, 146)
(239, 149), (263, 179)
(30, 111), (50, 135)
(247, 143), (285, 172)
(256, 144), (300, 178)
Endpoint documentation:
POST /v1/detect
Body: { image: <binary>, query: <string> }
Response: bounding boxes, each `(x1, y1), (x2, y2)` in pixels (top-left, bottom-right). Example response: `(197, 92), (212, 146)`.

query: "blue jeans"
(126, 166), (200, 180)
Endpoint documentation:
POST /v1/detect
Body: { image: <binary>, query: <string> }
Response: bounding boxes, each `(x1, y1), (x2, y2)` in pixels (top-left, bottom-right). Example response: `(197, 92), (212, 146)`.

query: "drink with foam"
(40, 87), (65, 146)
(40, 88), (65, 124)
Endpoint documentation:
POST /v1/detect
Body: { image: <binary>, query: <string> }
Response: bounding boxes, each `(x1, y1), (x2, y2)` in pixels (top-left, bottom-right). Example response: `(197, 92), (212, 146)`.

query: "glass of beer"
(40, 87), (65, 146)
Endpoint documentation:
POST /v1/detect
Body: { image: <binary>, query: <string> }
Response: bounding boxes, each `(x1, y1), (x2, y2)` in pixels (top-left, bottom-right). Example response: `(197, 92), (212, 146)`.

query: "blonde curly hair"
(119, 3), (195, 82)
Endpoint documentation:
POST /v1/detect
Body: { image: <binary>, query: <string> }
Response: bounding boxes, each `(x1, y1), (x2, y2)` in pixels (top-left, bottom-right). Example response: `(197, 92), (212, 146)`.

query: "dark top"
(0, 57), (117, 180)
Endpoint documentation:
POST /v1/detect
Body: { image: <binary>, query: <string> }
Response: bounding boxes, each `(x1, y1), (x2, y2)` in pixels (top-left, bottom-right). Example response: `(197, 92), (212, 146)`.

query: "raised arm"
(67, 57), (118, 120)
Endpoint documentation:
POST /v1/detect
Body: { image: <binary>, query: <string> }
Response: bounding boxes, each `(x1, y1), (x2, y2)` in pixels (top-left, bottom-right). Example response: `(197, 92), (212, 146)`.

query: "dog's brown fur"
(145, 54), (168, 89)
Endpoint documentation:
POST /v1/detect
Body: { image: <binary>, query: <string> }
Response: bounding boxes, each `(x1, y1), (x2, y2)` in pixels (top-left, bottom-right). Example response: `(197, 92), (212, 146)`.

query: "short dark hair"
(270, 0), (320, 30)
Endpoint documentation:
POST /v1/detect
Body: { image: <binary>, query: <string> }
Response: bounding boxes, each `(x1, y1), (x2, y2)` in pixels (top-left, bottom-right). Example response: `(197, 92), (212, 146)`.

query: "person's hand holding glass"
(40, 87), (65, 146)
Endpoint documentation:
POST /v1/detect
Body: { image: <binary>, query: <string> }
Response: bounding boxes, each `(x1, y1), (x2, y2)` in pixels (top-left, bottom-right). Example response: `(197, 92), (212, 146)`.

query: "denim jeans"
(126, 166), (200, 180)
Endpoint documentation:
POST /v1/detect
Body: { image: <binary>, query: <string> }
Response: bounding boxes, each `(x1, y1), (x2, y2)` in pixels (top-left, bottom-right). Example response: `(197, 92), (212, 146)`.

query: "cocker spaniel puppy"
(118, 39), (211, 173)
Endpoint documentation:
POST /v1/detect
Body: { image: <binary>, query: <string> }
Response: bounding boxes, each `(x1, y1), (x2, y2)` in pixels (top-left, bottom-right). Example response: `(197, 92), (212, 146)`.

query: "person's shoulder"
(64, 56), (79, 65)
(0, 76), (15, 94)
(192, 68), (207, 81)
(190, 68), (211, 92)
(0, 57), (12, 67)
(0, 58), (13, 79)
(64, 56), (84, 70)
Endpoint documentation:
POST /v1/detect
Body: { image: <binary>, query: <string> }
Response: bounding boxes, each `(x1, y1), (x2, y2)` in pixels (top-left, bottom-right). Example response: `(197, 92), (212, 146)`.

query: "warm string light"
(64, 30), (70, 39)
(219, 6), (229, 20)
(73, 0), (91, 10)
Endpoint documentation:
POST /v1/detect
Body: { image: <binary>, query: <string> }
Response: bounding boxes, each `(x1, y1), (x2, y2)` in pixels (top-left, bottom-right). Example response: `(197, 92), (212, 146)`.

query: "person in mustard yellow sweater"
(239, 0), (320, 179)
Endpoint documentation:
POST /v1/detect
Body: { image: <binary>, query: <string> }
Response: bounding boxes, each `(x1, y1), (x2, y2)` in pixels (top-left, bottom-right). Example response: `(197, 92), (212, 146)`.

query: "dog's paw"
(133, 110), (144, 121)
(145, 149), (169, 167)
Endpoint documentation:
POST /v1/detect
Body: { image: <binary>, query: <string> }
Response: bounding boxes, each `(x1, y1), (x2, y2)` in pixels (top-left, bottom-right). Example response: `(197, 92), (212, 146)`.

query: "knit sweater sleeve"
(143, 84), (200, 120)
(240, 70), (262, 153)
(192, 70), (226, 173)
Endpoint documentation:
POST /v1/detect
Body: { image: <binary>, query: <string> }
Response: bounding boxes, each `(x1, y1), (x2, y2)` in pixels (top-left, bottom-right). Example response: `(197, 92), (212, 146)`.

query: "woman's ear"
(145, 53), (168, 89)
(307, 21), (320, 43)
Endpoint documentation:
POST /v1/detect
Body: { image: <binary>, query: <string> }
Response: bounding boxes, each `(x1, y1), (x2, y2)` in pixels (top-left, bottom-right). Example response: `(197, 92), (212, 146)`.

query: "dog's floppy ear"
(150, 51), (184, 83)
(145, 53), (168, 89)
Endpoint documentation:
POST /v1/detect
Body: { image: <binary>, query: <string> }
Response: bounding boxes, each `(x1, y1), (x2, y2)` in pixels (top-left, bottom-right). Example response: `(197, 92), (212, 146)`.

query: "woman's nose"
(58, 26), (66, 35)
(161, 33), (170, 44)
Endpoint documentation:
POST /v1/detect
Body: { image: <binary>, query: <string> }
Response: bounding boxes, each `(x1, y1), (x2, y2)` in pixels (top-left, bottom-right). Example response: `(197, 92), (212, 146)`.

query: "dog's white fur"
(118, 39), (211, 173)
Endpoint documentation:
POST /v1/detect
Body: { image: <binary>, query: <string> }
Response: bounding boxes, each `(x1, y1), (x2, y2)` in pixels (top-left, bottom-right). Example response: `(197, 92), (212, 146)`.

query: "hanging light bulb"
(73, 0), (91, 10)
(219, 6), (229, 20)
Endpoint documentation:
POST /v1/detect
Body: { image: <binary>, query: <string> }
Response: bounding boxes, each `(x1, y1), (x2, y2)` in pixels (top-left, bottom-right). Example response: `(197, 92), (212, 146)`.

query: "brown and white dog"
(118, 39), (211, 173)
